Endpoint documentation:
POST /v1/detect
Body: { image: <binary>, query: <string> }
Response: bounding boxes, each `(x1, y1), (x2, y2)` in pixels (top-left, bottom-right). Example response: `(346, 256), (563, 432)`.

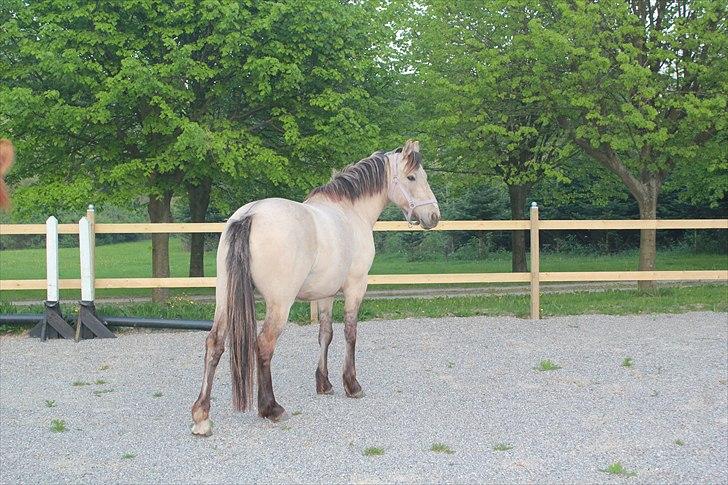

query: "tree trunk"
(148, 192), (173, 302)
(187, 179), (212, 277)
(636, 189), (658, 292)
(508, 184), (529, 272)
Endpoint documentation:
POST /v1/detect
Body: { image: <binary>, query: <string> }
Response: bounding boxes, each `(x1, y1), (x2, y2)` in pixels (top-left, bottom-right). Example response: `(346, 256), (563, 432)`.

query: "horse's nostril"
(431, 213), (440, 225)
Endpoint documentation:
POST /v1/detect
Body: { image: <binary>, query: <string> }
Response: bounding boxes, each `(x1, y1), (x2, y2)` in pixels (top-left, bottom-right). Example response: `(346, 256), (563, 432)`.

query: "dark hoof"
(344, 379), (364, 398)
(316, 368), (334, 395)
(259, 403), (287, 422)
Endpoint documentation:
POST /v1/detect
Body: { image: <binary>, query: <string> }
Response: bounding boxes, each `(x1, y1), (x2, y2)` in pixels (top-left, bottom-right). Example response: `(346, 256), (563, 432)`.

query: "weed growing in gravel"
(50, 419), (66, 433)
(121, 452), (135, 459)
(45, 400), (56, 408)
(291, 410), (302, 416)
(95, 379), (107, 385)
(363, 447), (384, 457)
(430, 443), (454, 454)
(535, 360), (561, 372)
(93, 389), (115, 396)
(100, 364), (110, 371)
(72, 380), (90, 387)
(493, 443), (513, 451)
(447, 361), (455, 369)
(599, 462), (637, 477)
(152, 391), (163, 398)
(622, 357), (634, 368)
(674, 439), (685, 446)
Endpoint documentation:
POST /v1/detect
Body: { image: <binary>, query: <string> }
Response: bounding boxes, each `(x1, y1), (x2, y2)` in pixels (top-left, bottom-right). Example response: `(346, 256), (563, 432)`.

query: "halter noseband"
(387, 152), (438, 225)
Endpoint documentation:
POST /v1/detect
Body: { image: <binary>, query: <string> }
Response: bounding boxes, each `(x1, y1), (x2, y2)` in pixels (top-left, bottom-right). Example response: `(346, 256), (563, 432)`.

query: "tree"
(526, 0), (727, 289)
(1, 0), (384, 300)
(402, 0), (573, 272)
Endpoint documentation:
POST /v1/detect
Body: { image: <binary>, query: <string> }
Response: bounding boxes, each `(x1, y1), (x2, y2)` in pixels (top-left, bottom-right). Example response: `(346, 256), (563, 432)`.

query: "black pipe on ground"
(0, 314), (211, 331)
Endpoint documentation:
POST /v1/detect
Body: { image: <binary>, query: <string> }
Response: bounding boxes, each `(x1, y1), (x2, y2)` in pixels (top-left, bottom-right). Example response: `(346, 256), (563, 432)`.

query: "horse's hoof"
(317, 384), (334, 395)
(191, 419), (213, 437)
(345, 388), (365, 399)
(260, 403), (287, 422)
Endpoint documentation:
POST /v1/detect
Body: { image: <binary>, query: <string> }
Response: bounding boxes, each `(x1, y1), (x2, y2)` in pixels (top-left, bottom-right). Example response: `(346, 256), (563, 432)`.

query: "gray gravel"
(1, 312), (727, 484)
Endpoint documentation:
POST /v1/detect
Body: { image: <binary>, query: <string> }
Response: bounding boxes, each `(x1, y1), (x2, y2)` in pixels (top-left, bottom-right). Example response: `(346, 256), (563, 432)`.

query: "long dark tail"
(225, 216), (257, 411)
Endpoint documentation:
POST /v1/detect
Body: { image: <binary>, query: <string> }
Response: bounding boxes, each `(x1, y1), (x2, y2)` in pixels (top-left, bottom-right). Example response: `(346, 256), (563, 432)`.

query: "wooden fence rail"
(1, 205), (726, 320)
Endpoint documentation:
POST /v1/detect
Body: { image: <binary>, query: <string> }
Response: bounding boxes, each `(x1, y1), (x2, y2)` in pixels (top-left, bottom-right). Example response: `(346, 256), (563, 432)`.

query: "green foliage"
(363, 447), (385, 457)
(535, 360), (562, 372)
(0, 0), (385, 214)
(50, 419), (66, 433)
(599, 462), (637, 478)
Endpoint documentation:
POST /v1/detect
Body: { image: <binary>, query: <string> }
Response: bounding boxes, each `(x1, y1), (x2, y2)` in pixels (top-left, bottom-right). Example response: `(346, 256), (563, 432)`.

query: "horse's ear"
(402, 139), (416, 159)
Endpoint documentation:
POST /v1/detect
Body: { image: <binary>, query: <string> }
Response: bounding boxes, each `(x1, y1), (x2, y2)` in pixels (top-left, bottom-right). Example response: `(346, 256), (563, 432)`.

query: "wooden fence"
(1, 204), (726, 320)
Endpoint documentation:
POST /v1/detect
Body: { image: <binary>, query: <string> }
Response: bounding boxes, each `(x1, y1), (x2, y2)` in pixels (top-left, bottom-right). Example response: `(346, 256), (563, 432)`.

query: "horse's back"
(221, 197), (356, 302)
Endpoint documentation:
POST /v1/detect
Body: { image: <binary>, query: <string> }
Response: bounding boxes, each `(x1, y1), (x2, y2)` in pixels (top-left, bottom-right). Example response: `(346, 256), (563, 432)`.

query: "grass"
(363, 447), (385, 457)
(0, 239), (725, 301)
(99, 364), (110, 370)
(674, 439), (685, 446)
(152, 391), (163, 398)
(493, 443), (513, 451)
(535, 359), (562, 372)
(95, 379), (107, 385)
(121, 452), (136, 459)
(50, 419), (66, 433)
(622, 357), (634, 368)
(599, 462), (637, 478)
(44, 400), (56, 408)
(291, 410), (302, 416)
(430, 443), (454, 454)
(72, 380), (90, 387)
(93, 389), (115, 396)
(1, 286), (726, 334)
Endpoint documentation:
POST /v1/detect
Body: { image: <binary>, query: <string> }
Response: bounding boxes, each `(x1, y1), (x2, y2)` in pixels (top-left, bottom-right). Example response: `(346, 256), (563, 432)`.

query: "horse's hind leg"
(191, 307), (228, 436)
(315, 297), (335, 395)
(257, 301), (292, 421)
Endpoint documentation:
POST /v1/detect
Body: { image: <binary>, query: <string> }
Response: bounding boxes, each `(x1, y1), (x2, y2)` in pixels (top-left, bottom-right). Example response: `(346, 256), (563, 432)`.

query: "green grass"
(152, 391), (163, 398)
(493, 443), (513, 451)
(622, 357), (634, 368)
(363, 446), (384, 457)
(674, 439), (685, 446)
(72, 380), (90, 387)
(121, 452), (136, 459)
(0, 285), (726, 334)
(44, 400), (56, 408)
(430, 442), (454, 454)
(0, 239), (725, 300)
(50, 419), (66, 433)
(93, 389), (115, 396)
(599, 462), (637, 478)
(94, 379), (107, 385)
(535, 359), (562, 372)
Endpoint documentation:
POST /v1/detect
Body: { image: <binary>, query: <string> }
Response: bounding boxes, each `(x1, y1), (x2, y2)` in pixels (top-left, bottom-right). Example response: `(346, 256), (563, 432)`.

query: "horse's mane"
(0, 139), (14, 212)
(307, 148), (422, 203)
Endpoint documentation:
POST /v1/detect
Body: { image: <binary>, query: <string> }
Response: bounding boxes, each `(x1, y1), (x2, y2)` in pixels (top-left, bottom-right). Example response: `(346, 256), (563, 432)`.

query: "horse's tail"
(0, 139), (14, 211)
(225, 215), (257, 412)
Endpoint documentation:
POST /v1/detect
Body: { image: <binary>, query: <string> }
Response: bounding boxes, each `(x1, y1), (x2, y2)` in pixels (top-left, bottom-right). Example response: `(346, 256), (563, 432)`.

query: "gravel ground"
(1, 312), (726, 484)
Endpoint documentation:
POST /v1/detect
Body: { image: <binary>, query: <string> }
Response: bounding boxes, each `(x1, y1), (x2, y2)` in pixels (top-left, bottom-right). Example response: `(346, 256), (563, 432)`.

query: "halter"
(387, 152), (439, 225)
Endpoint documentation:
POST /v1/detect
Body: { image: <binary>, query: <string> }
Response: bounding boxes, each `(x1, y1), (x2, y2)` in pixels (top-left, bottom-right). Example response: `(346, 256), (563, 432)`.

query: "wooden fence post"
(310, 300), (319, 325)
(530, 202), (540, 320)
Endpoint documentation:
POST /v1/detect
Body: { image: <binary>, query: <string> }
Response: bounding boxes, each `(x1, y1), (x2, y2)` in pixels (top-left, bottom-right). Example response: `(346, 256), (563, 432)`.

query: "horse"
(0, 139), (14, 212)
(191, 140), (440, 436)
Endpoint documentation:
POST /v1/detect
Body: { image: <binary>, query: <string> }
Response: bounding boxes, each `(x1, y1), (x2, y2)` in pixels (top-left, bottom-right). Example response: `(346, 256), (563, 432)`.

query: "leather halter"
(387, 152), (438, 225)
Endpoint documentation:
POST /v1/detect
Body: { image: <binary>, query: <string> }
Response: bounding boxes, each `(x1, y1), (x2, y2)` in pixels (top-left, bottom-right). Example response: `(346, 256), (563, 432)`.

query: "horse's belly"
(296, 267), (348, 301)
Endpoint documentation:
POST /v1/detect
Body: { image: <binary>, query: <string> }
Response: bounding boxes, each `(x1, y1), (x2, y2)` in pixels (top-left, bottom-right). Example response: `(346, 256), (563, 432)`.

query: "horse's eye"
(407, 175), (416, 181)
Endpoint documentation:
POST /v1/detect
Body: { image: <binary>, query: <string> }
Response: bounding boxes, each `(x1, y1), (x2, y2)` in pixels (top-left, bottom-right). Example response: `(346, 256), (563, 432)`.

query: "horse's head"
(387, 140), (440, 229)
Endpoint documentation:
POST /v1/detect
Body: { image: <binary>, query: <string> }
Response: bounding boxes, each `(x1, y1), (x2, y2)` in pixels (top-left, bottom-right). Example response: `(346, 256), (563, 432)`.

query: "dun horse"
(191, 140), (440, 436)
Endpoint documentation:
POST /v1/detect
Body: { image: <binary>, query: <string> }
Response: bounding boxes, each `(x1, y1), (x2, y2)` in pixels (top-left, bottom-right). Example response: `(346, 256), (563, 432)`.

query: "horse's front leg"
(343, 282), (367, 398)
(315, 297), (335, 395)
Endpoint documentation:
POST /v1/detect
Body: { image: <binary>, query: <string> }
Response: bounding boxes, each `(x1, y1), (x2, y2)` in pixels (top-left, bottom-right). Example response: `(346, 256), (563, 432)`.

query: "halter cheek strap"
(387, 154), (438, 225)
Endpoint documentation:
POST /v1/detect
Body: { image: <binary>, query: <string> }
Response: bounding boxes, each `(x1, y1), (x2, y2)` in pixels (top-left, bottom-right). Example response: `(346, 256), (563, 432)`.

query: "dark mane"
(307, 151), (389, 202)
(307, 148), (423, 203)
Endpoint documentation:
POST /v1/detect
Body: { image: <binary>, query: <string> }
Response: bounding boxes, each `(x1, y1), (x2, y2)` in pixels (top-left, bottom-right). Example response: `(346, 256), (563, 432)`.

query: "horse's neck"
(347, 191), (389, 228)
